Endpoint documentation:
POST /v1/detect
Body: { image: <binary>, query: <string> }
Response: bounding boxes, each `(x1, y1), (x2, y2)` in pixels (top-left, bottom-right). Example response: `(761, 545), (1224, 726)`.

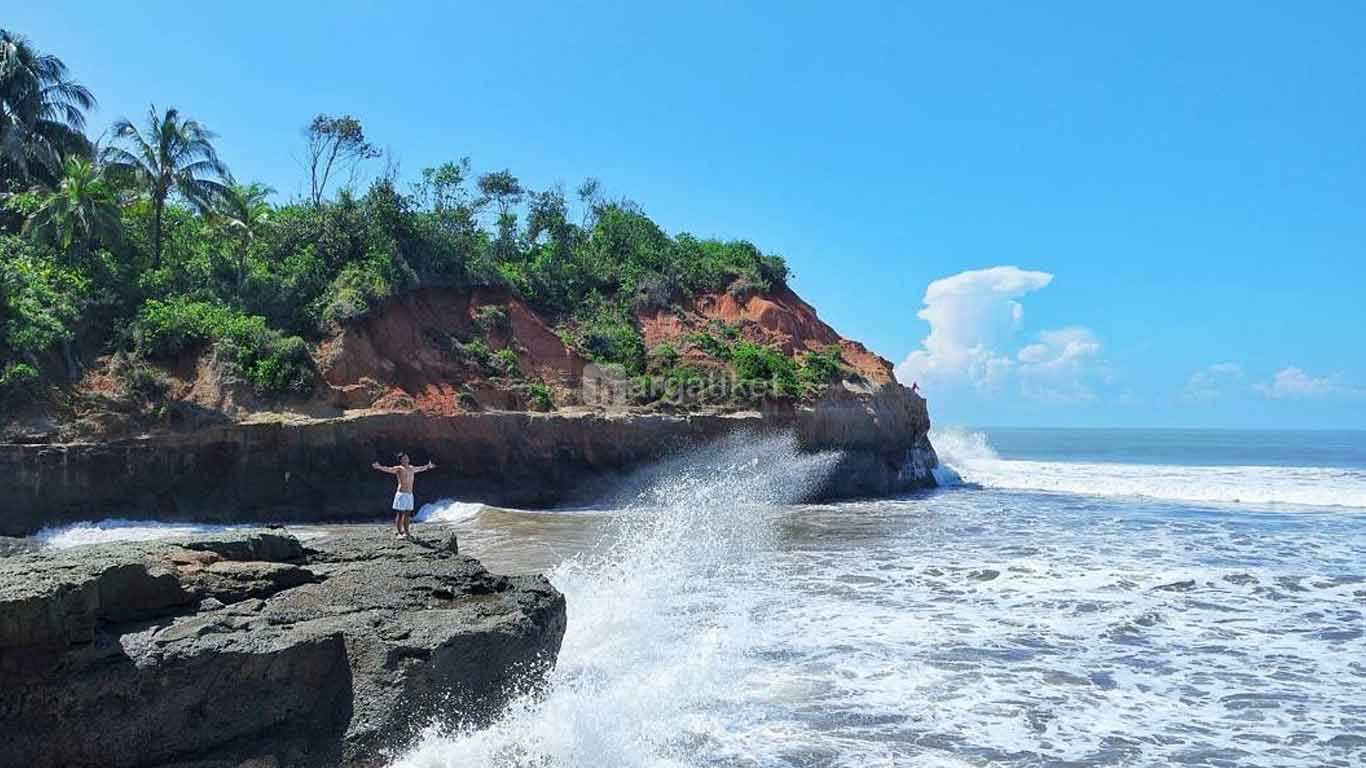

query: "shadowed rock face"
(0, 530), (567, 768)
(0, 382), (936, 537)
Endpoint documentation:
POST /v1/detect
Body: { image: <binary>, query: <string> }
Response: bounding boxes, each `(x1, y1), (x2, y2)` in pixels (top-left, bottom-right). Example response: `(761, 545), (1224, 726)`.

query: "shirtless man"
(371, 453), (436, 537)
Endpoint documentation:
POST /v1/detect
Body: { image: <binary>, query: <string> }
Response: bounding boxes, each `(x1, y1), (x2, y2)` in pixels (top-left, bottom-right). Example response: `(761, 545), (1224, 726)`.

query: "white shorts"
(392, 492), (415, 512)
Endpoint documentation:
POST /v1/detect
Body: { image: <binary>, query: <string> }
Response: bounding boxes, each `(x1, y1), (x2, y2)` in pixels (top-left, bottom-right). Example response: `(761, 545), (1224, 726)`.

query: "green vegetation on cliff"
(0, 29), (793, 407)
(1, 30), (831, 410)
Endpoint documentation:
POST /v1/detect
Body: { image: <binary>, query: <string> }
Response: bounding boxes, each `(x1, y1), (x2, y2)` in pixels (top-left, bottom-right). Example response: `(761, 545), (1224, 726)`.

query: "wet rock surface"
(0, 529), (566, 768)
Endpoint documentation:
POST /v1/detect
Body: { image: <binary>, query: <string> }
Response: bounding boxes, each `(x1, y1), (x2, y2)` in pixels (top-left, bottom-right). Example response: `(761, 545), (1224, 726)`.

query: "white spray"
(390, 432), (842, 768)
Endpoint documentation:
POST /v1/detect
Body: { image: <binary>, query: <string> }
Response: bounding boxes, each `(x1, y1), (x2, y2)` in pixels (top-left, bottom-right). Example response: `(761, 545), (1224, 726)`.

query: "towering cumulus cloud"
(896, 266), (1100, 401)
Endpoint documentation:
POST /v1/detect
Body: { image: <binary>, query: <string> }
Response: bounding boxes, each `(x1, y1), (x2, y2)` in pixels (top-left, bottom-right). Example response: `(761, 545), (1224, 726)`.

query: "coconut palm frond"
(19, 155), (122, 255)
(102, 104), (232, 266)
(0, 29), (95, 188)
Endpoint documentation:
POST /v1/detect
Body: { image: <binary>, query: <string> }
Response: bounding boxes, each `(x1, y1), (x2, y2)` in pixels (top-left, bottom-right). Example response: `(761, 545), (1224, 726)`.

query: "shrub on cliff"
(685, 331), (732, 361)
(227, 332), (315, 395)
(568, 299), (647, 375)
(731, 341), (800, 397)
(1, 242), (86, 359)
(473, 304), (510, 335)
(647, 343), (679, 373)
(799, 344), (846, 392)
(318, 253), (416, 330)
(527, 380), (554, 411)
(672, 235), (787, 295)
(135, 297), (235, 357)
(632, 271), (679, 312)
(512, 204), (786, 364)
(133, 297), (314, 395)
(492, 347), (521, 377)
(0, 361), (40, 403)
(0, 236), (94, 391)
(455, 337), (493, 370)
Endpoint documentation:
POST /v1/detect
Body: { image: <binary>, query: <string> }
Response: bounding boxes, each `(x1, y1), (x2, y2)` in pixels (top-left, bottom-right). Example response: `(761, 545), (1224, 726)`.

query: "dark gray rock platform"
(0, 529), (566, 767)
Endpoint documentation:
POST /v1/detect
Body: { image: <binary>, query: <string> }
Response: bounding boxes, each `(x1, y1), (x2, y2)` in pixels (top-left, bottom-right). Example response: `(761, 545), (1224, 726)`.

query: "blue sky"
(15, 2), (1366, 428)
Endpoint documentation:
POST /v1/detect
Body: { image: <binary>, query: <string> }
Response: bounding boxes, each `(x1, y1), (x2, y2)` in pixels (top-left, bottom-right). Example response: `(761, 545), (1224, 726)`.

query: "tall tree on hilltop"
(215, 182), (274, 295)
(576, 177), (602, 228)
(526, 186), (576, 256)
(304, 114), (379, 206)
(102, 105), (231, 268)
(479, 169), (524, 263)
(21, 156), (121, 259)
(0, 29), (95, 193)
(417, 158), (478, 222)
(477, 169), (523, 217)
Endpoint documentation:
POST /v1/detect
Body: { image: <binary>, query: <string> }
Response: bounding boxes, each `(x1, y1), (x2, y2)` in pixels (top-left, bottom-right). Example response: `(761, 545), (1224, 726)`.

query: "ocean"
(32, 428), (1366, 766)
(396, 427), (1366, 767)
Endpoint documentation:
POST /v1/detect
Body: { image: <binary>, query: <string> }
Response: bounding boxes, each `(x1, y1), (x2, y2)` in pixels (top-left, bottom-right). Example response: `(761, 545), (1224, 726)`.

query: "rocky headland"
(0, 528), (566, 768)
(0, 34), (945, 767)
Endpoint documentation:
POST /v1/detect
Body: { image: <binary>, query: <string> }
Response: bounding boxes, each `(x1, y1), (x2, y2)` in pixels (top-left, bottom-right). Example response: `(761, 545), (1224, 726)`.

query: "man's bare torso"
(394, 466), (416, 492)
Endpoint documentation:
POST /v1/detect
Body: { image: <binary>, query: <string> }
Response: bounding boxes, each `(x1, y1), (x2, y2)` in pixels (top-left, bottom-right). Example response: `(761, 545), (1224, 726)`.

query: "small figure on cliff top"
(911, 381), (920, 394)
(372, 453), (436, 538)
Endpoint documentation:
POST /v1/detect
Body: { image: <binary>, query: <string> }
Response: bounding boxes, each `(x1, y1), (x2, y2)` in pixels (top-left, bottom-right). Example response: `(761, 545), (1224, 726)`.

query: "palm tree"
(21, 156), (121, 258)
(101, 105), (230, 268)
(215, 182), (274, 294)
(0, 29), (95, 191)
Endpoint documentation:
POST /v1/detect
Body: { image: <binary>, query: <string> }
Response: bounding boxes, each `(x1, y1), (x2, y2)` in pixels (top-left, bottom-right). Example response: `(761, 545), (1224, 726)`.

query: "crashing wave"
(390, 431), (843, 766)
(930, 427), (1366, 510)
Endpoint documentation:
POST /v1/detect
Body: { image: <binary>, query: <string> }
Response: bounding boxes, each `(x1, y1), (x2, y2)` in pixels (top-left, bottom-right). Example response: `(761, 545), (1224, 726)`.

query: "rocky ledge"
(0, 529), (567, 768)
(0, 381), (937, 536)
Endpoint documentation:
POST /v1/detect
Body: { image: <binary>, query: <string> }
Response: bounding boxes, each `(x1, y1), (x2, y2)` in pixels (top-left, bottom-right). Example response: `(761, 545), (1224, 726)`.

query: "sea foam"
(33, 519), (252, 549)
(932, 427), (1366, 510)
(414, 500), (485, 524)
(390, 432), (844, 767)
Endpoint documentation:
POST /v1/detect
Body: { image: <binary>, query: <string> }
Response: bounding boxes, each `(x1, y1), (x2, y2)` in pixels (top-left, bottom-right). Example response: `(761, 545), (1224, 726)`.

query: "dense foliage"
(0, 29), (803, 408)
(133, 297), (313, 394)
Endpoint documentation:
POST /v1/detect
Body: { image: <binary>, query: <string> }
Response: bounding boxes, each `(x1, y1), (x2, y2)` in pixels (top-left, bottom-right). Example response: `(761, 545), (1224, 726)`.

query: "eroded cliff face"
(638, 284), (898, 385)
(0, 286), (937, 535)
(315, 287), (590, 415)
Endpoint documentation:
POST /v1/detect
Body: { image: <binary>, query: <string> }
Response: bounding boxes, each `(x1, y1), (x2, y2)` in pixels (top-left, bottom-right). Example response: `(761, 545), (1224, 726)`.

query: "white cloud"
(1255, 367), (1359, 400)
(1183, 362), (1245, 401)
(895, 266), (1101, 401)
(1015, 327), (1104, 403)
(1017, 327), (1102, 370)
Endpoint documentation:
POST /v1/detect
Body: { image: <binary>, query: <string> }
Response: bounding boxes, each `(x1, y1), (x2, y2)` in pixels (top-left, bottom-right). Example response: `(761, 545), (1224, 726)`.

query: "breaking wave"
(415, 500), (486, 524)
(391, 432), (843, 767)
(931, 427), (1366, 510)
(33, 519), (254, 549)
(29, 500), (486, 550)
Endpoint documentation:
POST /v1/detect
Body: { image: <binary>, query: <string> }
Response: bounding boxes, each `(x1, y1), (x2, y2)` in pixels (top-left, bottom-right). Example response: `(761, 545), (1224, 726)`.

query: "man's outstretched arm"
(413, 461), (437, 473)
(372, 462), (398, 474)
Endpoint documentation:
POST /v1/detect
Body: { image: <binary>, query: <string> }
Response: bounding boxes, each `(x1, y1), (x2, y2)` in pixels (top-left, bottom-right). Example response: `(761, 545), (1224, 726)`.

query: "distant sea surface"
(980, 426), (1366, 469)
(32, 429), (1366, 767)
